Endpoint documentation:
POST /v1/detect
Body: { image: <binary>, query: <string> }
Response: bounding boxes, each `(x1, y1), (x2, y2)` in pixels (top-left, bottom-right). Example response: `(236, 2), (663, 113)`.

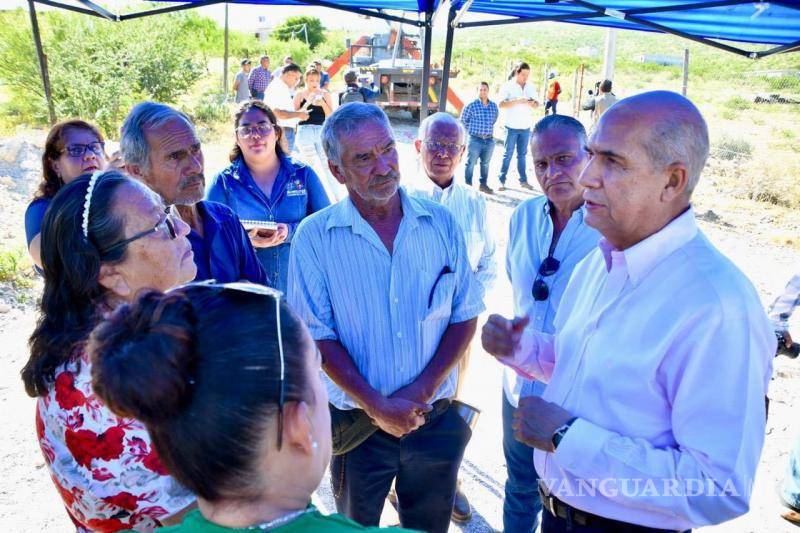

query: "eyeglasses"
(63, 142), (105, 158)
(236, 122), (274, 138)
(424, 141), (464, 155)
(170, 280), (287, 448)
(98, 206), (178, 257)
(532, 255), (560, 301)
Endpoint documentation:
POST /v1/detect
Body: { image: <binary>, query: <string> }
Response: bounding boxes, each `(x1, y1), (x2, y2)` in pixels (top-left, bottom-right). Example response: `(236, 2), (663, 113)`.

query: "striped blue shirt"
(288, 188), (485, 410)
(460, 98), (499, 137)
(503, 196), (600, 406)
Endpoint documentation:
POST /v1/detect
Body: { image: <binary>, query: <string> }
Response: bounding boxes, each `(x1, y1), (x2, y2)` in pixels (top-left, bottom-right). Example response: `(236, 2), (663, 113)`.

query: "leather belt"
(470, 133), (493, 139)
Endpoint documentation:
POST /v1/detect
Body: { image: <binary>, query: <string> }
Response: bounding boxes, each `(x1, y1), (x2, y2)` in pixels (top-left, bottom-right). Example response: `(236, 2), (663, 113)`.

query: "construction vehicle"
(329, 23), (463, 119)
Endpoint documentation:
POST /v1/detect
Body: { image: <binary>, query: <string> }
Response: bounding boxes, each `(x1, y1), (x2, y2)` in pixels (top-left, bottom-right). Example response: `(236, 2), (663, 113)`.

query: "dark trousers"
(545, 99), (558, 115)
(542, 506), (691, 533)
(465, 135), (495, 185)
(503, 393), (542, 532)
(499, 127), (531, 184)
(330, 404), (471, 533)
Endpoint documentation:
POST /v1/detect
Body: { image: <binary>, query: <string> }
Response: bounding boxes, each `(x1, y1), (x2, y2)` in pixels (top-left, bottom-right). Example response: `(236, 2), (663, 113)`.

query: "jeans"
(331, 404), (471, 533)
(252, 90), (265, 100)
(545, 99), (558, 115)
(499, 127), (531, 184)
(782, 432), (800, 511)
(282, 126), (296, 154)
(296, 124), (346, 201)
(465, 135), (495, 185)
(503, 393), (542, 533)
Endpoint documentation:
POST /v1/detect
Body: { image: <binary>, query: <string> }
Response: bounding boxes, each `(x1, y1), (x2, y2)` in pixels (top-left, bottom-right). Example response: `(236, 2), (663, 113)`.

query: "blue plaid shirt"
(461, 98), (499, 137)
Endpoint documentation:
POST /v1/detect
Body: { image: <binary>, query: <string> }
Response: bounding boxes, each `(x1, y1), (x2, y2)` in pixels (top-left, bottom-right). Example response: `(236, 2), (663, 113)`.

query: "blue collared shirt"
(206, 155), (330, 292)
(186, 200), (269, 285)
(288, 189), (485, 410)
(503, 196), (600, 406)
(460, 98), (499, 137)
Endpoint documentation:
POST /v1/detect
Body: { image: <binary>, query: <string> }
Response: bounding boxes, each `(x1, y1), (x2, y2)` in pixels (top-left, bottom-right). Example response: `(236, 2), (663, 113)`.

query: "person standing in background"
(497, 62), (539, 191)
(233, 59), (252, 103)
(544, 71), (561, 116)
(461, 82), (499, 195)
(248, 55), (272, 101)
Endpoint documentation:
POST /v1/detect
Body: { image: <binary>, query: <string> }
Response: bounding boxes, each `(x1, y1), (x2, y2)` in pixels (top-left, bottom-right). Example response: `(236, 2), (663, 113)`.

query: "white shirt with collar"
(264, 76), (298, 129)
(503, 196), (600, 406)
(288, 188), (485, 410)
(504, 208), (774, 529)
(408, 180), (497, 300)
(498, 80), (538, 130)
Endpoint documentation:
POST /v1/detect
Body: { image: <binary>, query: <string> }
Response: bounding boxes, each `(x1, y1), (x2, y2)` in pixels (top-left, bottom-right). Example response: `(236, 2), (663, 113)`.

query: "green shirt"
(158, 506), (418, 532)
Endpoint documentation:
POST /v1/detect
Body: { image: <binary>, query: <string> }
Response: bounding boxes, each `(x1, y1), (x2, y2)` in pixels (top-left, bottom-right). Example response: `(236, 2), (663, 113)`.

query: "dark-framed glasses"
(532, 255), (560, 302)
(236, 122), (274, 138)
(63, 142), (105, 158)
(169, 280), (287, 448)
(424, 140), (464, 155)
(98, 205), (178, 257)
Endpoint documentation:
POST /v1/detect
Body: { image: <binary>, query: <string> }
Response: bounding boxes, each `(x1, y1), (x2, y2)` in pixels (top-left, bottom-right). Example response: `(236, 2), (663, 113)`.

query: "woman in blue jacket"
(207, 101), (330, 292)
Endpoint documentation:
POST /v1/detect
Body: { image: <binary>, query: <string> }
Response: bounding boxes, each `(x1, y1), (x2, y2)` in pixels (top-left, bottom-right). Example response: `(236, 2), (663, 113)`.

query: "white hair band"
(82, 171), (103, 238)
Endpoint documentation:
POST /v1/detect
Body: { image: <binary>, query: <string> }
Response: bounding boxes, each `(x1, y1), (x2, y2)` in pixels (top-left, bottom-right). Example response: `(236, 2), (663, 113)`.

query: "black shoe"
(479, 184), (494, 194)
(451, 482), (472, 523)
(520, 181), (534, 190)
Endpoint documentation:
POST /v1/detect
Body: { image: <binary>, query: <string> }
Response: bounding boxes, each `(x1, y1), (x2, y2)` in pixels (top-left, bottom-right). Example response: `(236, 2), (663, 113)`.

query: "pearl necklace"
(246, 508), (314, 530)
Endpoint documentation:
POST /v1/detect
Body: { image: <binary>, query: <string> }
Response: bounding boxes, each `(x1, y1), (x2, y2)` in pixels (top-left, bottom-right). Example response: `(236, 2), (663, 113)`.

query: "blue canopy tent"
(436, 0), (800, 111)
(25, 0), (800, 122)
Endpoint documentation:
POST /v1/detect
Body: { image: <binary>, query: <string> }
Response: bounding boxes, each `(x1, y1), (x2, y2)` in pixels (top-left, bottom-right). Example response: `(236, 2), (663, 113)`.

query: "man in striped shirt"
(288, 103), (484, 533)
(248, 55), (271, 100)
(411, 111), (497, 523)
(460, 82), (499, 194)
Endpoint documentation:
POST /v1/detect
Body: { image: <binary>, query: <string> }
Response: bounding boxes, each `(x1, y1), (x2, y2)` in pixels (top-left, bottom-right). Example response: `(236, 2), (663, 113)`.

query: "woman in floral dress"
(21, 171), (198, 531)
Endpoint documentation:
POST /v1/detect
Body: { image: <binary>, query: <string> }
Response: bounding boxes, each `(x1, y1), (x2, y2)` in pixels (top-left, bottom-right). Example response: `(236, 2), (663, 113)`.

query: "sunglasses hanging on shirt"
(532, 255), (560, 301)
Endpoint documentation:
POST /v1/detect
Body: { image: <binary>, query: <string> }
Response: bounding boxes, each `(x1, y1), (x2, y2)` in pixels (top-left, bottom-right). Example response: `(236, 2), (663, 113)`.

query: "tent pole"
(419, 10), (433, 124)
(28, 0), (56, 125)
(438, 5), (456, 112)
(223, 2), (229, 99)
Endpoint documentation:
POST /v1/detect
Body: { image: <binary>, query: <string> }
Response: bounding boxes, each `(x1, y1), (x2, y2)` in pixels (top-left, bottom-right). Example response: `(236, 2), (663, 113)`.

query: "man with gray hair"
(410, 111), (497, 523)
(483, 91), (774, 531)
(121, 101), (267, 285)
(288, 103), (483, 532)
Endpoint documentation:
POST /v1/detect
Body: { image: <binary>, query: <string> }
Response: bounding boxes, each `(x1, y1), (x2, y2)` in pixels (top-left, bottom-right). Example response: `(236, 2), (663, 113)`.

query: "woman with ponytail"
(21, 170), (198, 531)
(89, 283), (412, 533)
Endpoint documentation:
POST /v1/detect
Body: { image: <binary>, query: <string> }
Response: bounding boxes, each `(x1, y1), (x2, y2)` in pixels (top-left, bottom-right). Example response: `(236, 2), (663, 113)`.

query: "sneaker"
(498, 184), (507, 191)
(451, 481), (472, 523)
(479, 184), (494, 194)
(520, 181), (534, 190)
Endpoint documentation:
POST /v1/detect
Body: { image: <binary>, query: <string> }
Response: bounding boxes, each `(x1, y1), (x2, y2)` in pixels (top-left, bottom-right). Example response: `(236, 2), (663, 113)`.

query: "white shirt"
(288, 189), (485, 410)
(504, 208), (774, 530)
(499, 80), (538, 130)
(408, 180), (497, 299)
(265, 77), (298, 128)
(503, 196), (600, 406)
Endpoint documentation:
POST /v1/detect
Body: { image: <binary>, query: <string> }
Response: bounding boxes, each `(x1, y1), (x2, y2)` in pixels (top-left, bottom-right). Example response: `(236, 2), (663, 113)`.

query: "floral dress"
(36, 349), (195, 532)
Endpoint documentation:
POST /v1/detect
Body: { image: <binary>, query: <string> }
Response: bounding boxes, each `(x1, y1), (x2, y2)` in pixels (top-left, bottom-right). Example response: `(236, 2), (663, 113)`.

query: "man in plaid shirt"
(248, 55), (272, 100)
(460, 82), (499, 194)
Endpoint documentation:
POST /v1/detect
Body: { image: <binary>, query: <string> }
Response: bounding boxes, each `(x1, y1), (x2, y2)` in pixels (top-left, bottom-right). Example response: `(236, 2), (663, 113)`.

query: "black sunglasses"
(99, 206), (178, 257)
(532, 255), (560, 301)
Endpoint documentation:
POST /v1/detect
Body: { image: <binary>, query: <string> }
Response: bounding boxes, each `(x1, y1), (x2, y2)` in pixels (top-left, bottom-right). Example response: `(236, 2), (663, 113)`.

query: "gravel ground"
(1, 114), (799, 532)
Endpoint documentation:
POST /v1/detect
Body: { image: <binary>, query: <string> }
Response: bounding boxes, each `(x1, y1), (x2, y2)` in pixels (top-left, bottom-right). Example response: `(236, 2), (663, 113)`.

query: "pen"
(428, 265), (453, 308)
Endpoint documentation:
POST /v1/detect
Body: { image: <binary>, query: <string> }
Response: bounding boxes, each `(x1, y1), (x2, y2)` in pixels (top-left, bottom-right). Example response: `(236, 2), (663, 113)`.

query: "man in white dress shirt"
(411, 112), (497, 523)
(288, 103), (484, 533)
(482, 91), (774, 532)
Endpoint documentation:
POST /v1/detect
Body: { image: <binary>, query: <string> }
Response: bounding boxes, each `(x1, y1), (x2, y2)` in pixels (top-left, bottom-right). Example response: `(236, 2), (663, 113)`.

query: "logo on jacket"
(286, 178), (307, 197)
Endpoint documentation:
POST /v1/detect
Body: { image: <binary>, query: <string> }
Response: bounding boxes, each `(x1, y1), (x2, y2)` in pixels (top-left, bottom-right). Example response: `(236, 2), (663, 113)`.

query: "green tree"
(271, 16), (325, 50)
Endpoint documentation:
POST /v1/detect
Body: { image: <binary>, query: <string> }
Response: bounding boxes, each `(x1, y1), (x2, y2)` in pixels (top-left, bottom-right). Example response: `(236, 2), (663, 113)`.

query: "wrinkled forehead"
(113, 180), (164, 222)
(532, 128), (584, 158)
(590, 108), (647, 155)
(145, 117), (199, 152)
(424, 121), (462, 143)
(343, 121), (394, 149)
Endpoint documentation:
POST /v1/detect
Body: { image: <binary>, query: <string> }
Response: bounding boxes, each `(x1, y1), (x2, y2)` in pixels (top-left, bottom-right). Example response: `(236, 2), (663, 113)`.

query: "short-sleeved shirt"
(234, 71), (251, 103)
(265, 77), (298, 129)
(24, 197), (51, 246)
(37, 349), (195, 531)
(206, 155), (330, 292)
(594, 92), (618, 119)
(159, 506), (416, 532)
(288, 189), (485, 410)
(187, 200), (269, 285)
(498, 80), (538, 130)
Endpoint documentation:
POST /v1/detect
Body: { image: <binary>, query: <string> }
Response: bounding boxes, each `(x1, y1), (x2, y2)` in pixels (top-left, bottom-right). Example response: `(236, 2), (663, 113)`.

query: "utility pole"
(602, 28), (617, 82)
(223, 3), (229, 99)
(28, 0), (56, 125)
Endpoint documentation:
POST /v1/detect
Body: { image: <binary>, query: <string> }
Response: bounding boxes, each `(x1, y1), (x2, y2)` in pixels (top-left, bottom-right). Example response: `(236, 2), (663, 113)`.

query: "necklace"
(246, 507), (314, 530)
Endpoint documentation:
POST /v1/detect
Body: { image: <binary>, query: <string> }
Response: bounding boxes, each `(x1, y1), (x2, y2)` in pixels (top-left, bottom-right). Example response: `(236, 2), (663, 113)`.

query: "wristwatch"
(551, 417), (577, 449)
